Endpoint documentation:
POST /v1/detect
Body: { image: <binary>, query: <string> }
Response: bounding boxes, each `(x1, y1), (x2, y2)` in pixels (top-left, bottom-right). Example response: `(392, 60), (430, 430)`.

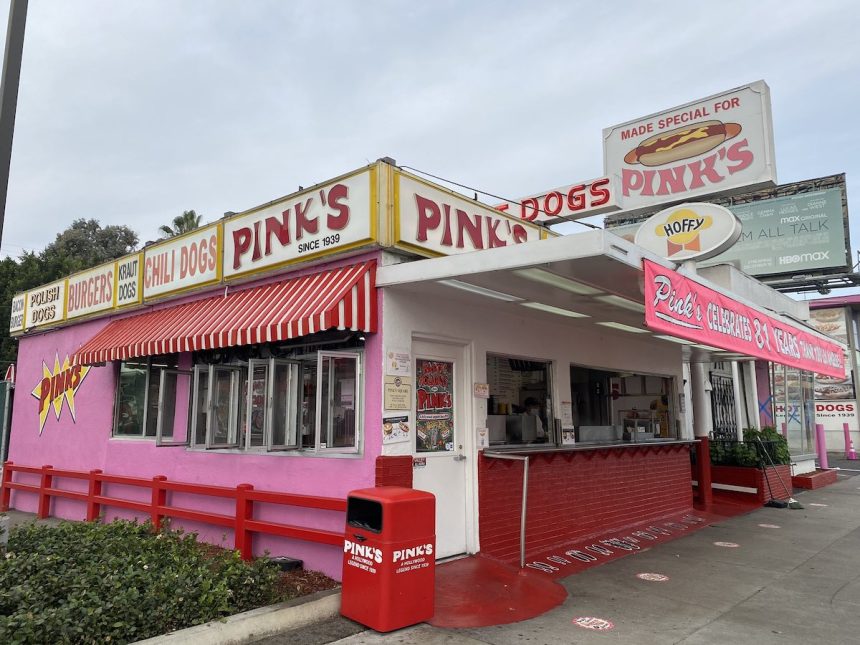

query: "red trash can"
(341, 486), (436, 632)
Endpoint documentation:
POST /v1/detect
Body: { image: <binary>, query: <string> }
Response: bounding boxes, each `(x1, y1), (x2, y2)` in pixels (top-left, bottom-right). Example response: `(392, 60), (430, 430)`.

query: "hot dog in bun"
(623, 120), (742, 167)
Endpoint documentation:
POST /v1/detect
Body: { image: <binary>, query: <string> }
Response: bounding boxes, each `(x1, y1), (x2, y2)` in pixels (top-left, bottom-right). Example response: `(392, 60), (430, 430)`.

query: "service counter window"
(486, 354), (552, 446)
(113, 355), (178, 438)
(570, 365), (677, 445)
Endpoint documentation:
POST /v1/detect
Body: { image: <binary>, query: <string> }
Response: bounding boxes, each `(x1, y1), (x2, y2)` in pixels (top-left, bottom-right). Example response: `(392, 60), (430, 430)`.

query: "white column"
(691, 362), (712, 438)
(730, 360), (744, 439)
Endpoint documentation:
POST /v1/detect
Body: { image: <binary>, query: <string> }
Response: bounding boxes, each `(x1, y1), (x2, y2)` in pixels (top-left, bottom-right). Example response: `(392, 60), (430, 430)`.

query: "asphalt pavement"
(264, 462), (860, 645)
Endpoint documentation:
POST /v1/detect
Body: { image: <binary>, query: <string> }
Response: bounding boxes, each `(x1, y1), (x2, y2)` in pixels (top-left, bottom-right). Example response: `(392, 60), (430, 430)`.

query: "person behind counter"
(524, 397), (546, 441)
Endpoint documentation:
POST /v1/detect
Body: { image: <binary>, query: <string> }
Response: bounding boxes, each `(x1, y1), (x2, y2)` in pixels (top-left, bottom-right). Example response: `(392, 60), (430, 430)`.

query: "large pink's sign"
(643, 260), (844, 378)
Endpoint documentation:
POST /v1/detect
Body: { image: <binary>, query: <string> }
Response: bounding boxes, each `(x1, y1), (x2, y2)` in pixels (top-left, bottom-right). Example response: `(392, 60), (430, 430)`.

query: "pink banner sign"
(644, 260), (845, 378)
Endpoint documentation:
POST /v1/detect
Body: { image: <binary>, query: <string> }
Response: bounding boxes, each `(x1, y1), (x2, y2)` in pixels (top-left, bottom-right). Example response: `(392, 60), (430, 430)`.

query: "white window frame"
(206, 365), (243, 449)
(155, 369), (192, 446)
(313, 351), (361, 454)
(266, 358), (301, 451)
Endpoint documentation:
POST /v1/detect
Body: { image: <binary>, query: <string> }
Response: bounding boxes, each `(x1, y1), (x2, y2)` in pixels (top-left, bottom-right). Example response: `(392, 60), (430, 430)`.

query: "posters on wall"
(415, 359), (454, 452)
(383, 415), (410, 445)
(384, 376), (411, 410)
(809, 308), (853, 401)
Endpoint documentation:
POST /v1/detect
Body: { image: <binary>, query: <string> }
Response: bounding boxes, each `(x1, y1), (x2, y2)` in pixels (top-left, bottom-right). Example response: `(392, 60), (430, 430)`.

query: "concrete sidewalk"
(316, 470), (860, 645)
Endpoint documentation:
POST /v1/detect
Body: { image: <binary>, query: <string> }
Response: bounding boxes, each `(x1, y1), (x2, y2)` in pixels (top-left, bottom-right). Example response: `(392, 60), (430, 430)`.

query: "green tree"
(158, 210), (202, 238)
(40, 219), (138, 278)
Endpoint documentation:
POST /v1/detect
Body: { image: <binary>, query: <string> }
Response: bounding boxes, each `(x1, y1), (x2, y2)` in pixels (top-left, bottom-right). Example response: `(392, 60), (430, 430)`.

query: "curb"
(134, 588), (342, 645)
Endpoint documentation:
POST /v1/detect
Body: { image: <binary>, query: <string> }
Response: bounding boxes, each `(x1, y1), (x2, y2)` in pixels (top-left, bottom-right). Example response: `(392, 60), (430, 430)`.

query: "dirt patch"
(276, 568), (339, 600)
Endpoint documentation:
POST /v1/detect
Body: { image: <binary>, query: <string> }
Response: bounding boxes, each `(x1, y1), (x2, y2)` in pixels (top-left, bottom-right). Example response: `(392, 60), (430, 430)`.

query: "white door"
(411, 340), (470, 559)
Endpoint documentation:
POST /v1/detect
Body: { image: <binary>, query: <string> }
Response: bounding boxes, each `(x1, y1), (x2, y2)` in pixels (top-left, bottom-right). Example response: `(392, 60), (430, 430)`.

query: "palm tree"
(159, 210), (202, 238)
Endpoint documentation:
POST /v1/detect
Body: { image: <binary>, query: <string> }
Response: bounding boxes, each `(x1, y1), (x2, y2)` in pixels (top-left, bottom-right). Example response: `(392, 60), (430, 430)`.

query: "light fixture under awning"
(72, 261), (377, 365)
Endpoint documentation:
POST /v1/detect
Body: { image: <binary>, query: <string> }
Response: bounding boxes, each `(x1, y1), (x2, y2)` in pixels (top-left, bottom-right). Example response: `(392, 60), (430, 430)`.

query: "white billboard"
(604, 81), (776, 215)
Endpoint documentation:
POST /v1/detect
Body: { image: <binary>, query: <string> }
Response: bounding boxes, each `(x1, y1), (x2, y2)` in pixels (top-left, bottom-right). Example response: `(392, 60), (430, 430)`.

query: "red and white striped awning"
(72, 261), (376, 365)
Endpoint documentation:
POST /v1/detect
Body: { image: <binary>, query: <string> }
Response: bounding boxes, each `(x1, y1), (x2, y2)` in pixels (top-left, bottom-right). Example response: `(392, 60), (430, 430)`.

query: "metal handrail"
(483, 451), (529, 568)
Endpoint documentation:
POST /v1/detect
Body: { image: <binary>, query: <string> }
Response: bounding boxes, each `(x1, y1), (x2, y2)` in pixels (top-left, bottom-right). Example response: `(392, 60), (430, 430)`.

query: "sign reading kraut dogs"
(604, 81), (776, 214)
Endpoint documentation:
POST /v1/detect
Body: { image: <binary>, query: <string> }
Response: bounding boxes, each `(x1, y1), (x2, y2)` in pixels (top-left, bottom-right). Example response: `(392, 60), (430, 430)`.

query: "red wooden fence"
(0, 461), (346, 560)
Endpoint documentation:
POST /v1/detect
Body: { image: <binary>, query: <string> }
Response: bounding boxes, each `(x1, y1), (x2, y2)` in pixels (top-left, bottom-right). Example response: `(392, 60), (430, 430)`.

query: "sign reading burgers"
(604, 81), (777, 215)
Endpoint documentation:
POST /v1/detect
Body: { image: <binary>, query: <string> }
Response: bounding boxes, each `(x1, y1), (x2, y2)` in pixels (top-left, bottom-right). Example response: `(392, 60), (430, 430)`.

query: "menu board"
(415, 359), (454, 452)
(809, 308), (853, 400)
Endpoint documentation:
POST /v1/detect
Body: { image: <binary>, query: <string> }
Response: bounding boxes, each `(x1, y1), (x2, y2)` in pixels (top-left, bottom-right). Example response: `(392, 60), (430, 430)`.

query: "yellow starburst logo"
(30, 354), (91, 434)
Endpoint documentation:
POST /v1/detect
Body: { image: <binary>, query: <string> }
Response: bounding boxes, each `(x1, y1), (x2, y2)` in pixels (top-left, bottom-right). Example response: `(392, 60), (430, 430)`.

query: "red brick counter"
(478, 442), (695, 564)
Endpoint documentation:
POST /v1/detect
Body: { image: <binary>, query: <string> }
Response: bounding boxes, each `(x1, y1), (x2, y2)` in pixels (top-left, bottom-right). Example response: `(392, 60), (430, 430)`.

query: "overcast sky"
(1, 0), (859, 277)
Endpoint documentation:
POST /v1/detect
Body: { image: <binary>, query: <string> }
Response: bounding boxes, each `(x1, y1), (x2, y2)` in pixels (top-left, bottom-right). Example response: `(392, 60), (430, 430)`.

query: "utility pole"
(0, 0), (27, 252)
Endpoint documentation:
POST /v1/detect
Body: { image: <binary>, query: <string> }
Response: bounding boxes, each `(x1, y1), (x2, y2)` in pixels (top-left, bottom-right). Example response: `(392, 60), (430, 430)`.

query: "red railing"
(0, 461), (346, 560)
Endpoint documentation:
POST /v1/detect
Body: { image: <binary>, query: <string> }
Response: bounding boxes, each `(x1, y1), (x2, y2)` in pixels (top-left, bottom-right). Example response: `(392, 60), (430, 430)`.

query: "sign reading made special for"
(604, 81), (776, 215)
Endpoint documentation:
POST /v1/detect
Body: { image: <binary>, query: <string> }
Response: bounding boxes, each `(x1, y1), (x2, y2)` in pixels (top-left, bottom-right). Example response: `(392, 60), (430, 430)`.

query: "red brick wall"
(375, 456), (413, 487)
(478, 445), (694, 564)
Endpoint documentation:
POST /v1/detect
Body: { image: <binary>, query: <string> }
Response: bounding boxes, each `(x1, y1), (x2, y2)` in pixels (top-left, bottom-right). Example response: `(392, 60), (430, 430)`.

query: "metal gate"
(710, 372), (737, 439)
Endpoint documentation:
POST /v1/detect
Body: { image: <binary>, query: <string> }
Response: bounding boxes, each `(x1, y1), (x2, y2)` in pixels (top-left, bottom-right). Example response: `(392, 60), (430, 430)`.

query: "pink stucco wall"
(6, 252), (383, 579)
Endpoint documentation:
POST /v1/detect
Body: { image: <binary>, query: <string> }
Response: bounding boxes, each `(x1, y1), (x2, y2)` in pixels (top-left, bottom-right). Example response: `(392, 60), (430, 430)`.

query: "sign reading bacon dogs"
(604, 81), (777, 216)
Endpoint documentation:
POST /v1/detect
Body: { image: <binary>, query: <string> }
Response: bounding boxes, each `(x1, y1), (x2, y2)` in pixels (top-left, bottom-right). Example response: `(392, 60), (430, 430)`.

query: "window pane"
(321, 355), (357, 449)
(247, 363), (267, 447)
(416, 359), (454, 452)
(145, 355), (178, 437)
(194, 368), (208, 446)
(210, 368), (237, 446)
(157, 370), (191, 445)
(301, 360), (318, 449)
(115, 360), (147, 436)
(271, 362), (299, 448)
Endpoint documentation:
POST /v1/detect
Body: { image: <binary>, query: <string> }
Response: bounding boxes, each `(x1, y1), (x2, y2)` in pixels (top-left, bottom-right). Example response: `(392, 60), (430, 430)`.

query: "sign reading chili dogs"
(644, 259), (844, 378)
(604, 81), (776, 215)
(143, 223), (221, 299)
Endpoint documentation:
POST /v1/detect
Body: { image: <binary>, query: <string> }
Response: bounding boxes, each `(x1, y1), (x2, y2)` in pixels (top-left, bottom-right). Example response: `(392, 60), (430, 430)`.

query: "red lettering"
(590, 178), (611, 207)
(456, 210), (483, 249)
(520, 198), (539, 222)
(265, 214), (290, 256)
(486, 218), (505, 248)
(655, 166), (687, 196)
(512, 223), (528, 244)
(544, 191), (563, 216)
(567, 185), (586, 211)
(441, 204), (453, 246)
(39, 377), (51, 412)
(415, 194), (441, 242)
(326, 183), (349, 230)
(232, 228), (252, 270)
(725, 139), (754, 175)
(622, 168), (644, 196)
(687, 153), (723, 189)
(294, 198), (318, 239)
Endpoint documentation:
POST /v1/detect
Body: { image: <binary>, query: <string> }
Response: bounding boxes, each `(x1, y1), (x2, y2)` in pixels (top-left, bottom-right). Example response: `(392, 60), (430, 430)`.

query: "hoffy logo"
(655, 208), (712, 256)
(344, 539), (383, 564)
(30, 354), (91, 434)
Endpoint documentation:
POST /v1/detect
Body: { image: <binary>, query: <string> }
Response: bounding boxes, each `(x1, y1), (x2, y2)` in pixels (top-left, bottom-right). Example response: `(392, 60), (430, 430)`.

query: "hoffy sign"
(634, 202), (742, 261)
(604, 81), (776, 214)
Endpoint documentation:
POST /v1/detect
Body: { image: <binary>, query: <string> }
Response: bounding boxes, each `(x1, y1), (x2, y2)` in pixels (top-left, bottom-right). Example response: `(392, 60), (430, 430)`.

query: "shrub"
(0, 519), (283, 645)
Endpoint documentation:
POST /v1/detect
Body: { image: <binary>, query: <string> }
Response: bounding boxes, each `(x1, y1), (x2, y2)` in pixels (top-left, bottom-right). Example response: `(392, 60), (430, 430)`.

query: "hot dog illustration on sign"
(623, 121), (743, 167)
